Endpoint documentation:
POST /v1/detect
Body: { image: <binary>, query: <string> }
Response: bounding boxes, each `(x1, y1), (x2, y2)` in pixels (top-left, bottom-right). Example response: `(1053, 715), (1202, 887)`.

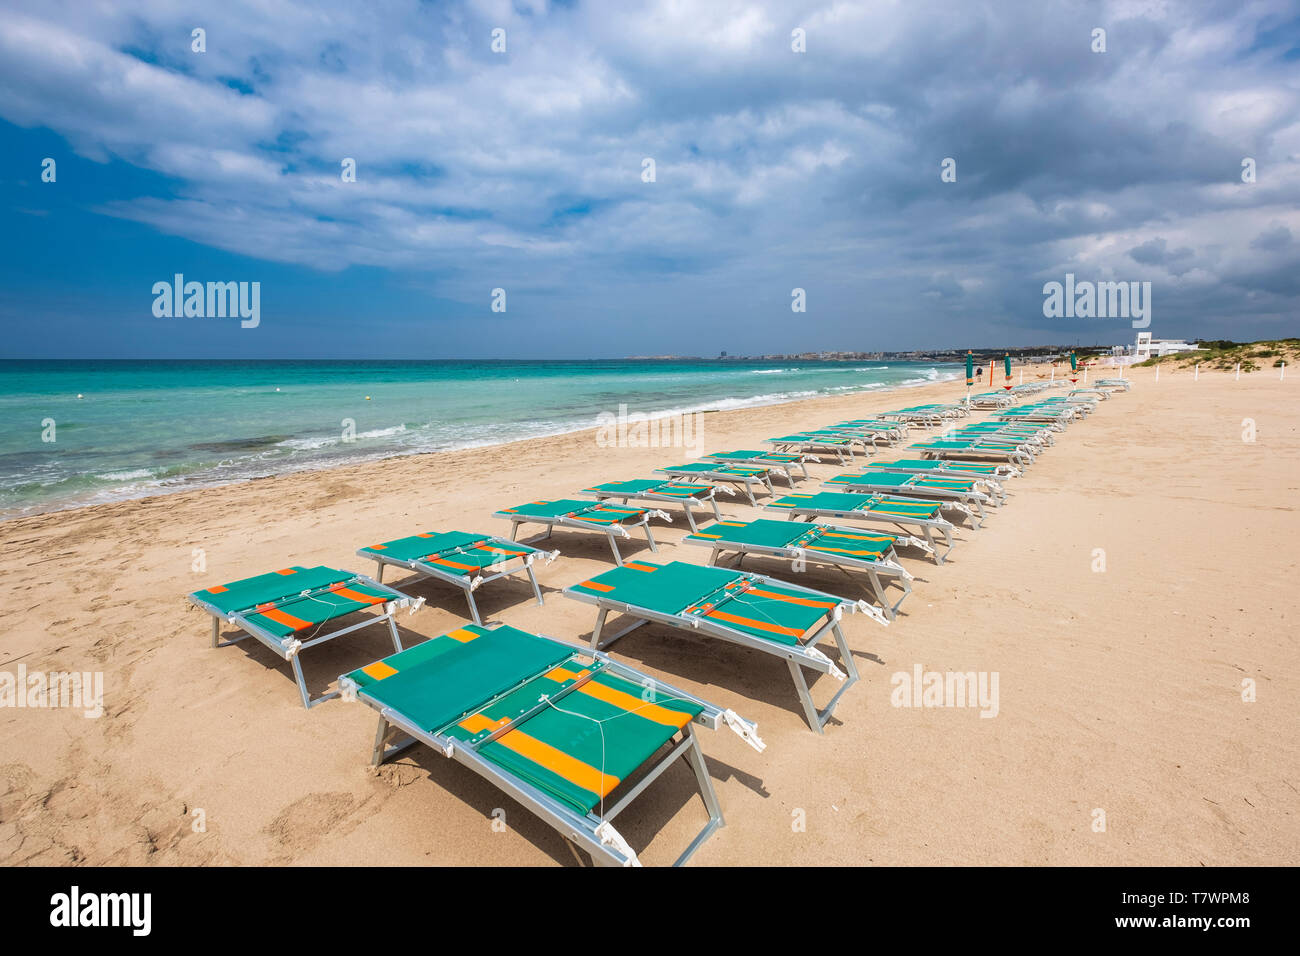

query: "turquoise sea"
(0, 359), (961, 517)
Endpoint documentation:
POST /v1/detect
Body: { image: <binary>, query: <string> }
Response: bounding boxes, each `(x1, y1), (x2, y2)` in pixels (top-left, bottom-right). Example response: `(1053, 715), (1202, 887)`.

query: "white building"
(1133, 332), (1203, 361)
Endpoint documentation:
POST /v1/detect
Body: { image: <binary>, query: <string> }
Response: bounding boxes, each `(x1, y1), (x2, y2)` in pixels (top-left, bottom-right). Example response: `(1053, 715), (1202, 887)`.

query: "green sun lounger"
(857, 458), (1014, 495)
(341, 622), (764, 866)
(827, 420), (910, 441)
(1095, 378), (1131, 391)
(565, 559), (865, 733)
(879, 403), (968, 425)
(766, 490), (958, 563)
(495, 499), (666, 566)
(357, 530), (558, 626)
(654, 462), (775, 506)
(683, 518), (914, 621)
(944, 425), (1054, 448)
(189, 565), (417, 709)
(700, 450), (813, 485)
(582, 478), (733, 533)
(765, 433), (866, 465)
(908, 439), (1035, 466)
(825, 471), (992, 526)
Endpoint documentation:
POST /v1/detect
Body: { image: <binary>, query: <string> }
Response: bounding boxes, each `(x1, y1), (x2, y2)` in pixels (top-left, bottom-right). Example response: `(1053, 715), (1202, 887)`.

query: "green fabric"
(359, 530), (496, 563)
(585, 479), (707, 499)
(659, 462), (766, 478)
(829, 471), (974, 491)
(241, 577), (393, 637)
(705, 450), (802, 464)
(571, 561), (835, 648)
(501, 499), (643, 524)
(686, 518), (894, 559)
(768, 433), (854, 445)
(771, 491), (942, 519)
(348, 624), (703, 815)
(571, 561), (739, 615)
(192, 565), (350, 614)
(346, 624), (571, 731)
(869, 459), (1000, 475)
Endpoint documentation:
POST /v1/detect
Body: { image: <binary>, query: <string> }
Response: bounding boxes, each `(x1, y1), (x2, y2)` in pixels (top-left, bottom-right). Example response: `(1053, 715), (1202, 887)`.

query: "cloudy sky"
(1, 0), (1297, 358)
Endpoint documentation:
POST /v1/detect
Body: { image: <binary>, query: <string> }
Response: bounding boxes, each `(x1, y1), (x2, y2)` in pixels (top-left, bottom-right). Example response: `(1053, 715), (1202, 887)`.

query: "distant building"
(1133, 332), (1204, 361)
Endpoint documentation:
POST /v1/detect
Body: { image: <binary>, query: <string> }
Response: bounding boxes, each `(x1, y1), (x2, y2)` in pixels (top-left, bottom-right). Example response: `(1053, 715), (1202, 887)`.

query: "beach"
(0, 364), (1295, 867)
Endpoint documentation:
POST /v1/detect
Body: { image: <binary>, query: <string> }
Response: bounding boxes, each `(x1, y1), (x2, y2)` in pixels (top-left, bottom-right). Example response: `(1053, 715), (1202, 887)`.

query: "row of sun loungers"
(186, 381), (1118, 864)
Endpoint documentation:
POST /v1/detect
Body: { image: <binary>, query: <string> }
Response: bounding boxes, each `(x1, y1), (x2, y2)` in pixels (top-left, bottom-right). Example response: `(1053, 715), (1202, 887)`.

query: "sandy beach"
(0, 365), (1295, 867)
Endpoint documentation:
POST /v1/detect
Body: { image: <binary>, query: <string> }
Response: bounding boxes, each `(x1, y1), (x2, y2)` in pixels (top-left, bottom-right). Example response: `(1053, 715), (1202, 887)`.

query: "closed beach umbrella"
(1003, 353), (1012, 390)
(965, 351), (974, 406)
(1070, 350), (1078, 383)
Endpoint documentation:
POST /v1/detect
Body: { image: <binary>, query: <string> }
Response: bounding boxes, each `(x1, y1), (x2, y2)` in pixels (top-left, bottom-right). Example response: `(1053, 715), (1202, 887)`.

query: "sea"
(0, 359), (961, 518)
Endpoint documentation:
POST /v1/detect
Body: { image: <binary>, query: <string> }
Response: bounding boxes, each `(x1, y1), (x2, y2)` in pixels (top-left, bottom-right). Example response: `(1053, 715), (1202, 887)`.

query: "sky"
(1, 0), (1297, 359)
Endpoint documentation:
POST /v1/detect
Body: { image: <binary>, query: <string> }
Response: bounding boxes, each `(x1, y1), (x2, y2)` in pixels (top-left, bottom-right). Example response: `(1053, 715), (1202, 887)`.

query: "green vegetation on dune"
(1133, 338), (1300, 373)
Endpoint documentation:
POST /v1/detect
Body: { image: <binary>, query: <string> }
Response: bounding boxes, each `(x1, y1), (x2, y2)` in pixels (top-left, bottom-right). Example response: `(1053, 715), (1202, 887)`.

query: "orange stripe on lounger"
(361, 661), (398, 681)
(447, 628), (480, 643)
(331, 586), (385, 605)
(746, 587), (836, 608)
(275, 568), (297, 575)
(578, 680), (692, 728)
(624, 561), (657, 572)
(474, 544), (526, 556)
(580, 580), (614, 592)
(429, 556), (478, 572)
(205, 585), (229, 593)
(459, 713), (619, 795)
(705, 609), (803, 638)
(256, 606), (313, 631)
(545, 666), (591, 684)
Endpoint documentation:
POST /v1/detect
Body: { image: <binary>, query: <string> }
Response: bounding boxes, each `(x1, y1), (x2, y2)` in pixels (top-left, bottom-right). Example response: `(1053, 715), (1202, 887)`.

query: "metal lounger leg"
(291, 653), (340, 710)
(644, 523), (659, 553)
(683, 505), (698, 534)
(608, 533), (624, 566)
(673, 726), (725, 866)
(464, 586), (484, 625)
(386, 614), (403, 653)
(526, 564), (544, 606)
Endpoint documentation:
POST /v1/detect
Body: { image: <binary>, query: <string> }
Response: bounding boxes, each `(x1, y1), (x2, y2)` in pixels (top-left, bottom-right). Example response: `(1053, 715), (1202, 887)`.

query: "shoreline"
(2, 367), (966, 523)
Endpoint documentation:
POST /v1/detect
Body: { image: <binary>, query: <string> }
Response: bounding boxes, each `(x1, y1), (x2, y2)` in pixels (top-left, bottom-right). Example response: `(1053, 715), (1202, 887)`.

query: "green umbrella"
(1070, 350), (1078, 382)
(1003, 354), (1012, 390)
(965, 351), (974, 407)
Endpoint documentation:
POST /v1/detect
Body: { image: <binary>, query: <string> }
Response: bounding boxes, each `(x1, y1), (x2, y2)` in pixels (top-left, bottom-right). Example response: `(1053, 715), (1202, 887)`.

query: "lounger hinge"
(594, 821), (642, 867)
(722, 709), (767, 752)
(857, 600), (889, 627)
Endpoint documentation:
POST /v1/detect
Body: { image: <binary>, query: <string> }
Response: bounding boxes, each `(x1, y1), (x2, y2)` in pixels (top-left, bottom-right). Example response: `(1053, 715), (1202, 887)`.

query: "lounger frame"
(566, 574), (862, 733)
(683, 523), (916, 622)
(190, 571), (413, 709)
(361, 535), (557, 626)
(343, 632), (754, 866)
(495, 505), (667, 566)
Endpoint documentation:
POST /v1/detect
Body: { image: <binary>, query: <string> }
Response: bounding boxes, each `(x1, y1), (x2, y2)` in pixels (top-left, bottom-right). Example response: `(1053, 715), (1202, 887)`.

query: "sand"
(0, 364), (1295, 866)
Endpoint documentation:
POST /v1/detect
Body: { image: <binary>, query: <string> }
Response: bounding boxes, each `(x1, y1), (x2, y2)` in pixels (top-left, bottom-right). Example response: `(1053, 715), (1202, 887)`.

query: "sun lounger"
(766, 490), (959, 562)
(357, 530), (557, 626)
(828, 419), (911, 441)
(856, 458), (1015, 494)
(1095, 378), (1131, 391)
(824, 470), (995, 526)
(582, 479), (734, 533)
(189, 565), (418, 709)
(908, 438), (1036, 466)
(565, 559), (864, 732)
(654, 462), (775, 505)
(683, 518), (914, 621)
(765, 433), (866, 465)
(700, 450), (814, 484)
(495, 499), (666, 566)
(964, 392), (1015, 409)
(341, 621), (764, 866)
(944, 424), (1055, 447)
(879, 403), (968, 425)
